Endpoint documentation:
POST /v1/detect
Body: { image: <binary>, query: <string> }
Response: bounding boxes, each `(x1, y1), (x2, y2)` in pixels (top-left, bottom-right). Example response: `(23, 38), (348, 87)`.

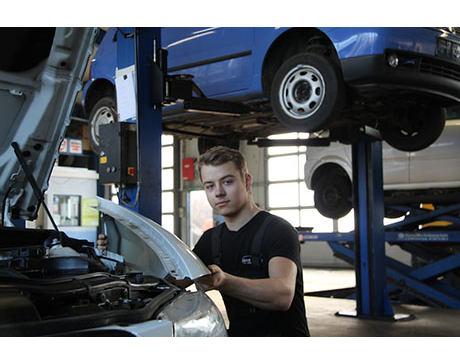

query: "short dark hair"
(197, 146), (248, 181)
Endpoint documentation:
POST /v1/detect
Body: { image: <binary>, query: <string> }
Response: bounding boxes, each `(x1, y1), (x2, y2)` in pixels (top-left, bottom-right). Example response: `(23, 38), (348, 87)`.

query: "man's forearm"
(219, 273), (294, 311)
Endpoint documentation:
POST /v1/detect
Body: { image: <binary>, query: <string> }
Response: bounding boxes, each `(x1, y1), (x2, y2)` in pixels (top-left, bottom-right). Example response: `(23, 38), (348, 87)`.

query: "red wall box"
(182, 157), (195, 180)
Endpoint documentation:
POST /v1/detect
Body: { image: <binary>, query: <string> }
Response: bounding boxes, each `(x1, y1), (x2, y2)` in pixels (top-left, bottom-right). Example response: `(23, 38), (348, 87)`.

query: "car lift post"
(116, 27), (162, 223)
(337, 140), (397, 319)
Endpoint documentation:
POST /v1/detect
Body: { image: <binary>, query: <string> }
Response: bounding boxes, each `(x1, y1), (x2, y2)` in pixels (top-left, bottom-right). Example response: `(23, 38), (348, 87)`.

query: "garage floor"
(206, 268), (460, 337)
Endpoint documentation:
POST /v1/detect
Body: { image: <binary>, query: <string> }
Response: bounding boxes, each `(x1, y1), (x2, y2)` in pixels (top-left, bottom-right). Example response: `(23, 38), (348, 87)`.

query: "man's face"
(200, 161), (251, 218)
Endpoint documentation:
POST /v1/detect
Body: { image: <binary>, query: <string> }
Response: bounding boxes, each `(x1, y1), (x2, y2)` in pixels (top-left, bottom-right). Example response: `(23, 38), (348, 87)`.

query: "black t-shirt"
(193, 211), (310, 337)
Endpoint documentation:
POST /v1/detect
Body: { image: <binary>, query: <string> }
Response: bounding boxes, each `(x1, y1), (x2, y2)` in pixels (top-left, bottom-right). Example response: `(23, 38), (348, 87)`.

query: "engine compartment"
(0, 226), (179, 336)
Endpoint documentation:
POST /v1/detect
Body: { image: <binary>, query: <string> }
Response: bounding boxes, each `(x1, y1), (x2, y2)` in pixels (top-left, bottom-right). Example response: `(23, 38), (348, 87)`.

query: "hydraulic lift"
(301, 206), (460, 311)
(297, 133), (460, 316)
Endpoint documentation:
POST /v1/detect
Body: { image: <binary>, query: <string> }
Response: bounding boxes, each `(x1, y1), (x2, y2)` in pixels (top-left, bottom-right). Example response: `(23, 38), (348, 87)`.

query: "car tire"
(314, 174), (352, 219)
(380, 105), (446, 152)
(270, 52), (345, 133)
(88, 96), (118, 153)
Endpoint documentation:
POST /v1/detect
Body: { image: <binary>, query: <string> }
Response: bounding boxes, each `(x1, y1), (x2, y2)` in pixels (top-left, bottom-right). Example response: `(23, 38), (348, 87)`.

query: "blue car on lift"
(82, 27), (460, 153)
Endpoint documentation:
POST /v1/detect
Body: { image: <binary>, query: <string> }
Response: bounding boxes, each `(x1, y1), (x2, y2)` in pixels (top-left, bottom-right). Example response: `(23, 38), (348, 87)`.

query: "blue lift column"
(336, 139), (414, 320)
(341, 140), (395, 319)
(116, 28), (162, 224)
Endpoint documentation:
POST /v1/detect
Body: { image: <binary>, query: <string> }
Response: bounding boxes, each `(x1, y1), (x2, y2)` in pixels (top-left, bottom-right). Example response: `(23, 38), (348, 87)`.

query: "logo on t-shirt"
(241, 255), (252, 265)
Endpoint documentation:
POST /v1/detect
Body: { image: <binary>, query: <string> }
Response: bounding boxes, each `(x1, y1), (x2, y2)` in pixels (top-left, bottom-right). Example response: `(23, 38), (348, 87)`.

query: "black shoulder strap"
(212, 214), (276, 268)
(211, 223), (225, 266)
(250, 213), (276, 266)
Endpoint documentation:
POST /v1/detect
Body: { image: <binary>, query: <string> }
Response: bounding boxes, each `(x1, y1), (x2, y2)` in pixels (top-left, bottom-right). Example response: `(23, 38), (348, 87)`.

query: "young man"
(98, 146), (309, 336)
(191, 146), (309, 336)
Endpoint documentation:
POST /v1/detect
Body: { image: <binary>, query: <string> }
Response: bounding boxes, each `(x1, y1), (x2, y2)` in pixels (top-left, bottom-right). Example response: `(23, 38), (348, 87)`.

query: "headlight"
(156, 290), (227, 337)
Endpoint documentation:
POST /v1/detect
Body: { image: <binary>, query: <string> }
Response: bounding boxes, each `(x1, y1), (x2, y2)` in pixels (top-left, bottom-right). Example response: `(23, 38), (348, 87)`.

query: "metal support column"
(355, 140), (392, 317)
(257, 133), (416, 318)
(116, 28), (162, 224)
(337, 140), (398, 319)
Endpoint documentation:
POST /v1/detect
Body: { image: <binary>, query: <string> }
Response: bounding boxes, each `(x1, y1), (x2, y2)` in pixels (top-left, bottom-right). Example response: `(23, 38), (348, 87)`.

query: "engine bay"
(0, 226), (179, 336)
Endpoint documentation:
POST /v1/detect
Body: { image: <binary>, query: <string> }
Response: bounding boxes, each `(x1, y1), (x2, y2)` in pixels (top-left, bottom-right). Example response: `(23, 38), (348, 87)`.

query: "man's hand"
(196, 264), (227, 291)
(96, 233), (108, 251)
(197, 257), (297, 311)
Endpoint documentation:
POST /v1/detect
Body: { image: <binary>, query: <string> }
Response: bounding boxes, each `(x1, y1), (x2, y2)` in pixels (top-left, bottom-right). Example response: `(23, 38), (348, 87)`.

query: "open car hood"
(0, 28), (97, 221)
(97, 197), (210, 280)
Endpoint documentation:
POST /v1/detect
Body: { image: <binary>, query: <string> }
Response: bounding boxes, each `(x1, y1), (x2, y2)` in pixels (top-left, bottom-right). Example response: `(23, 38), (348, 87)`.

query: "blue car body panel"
(91, 29), (117, 81)
(325, 27), (439, 59)
(164, 28), (254, 98)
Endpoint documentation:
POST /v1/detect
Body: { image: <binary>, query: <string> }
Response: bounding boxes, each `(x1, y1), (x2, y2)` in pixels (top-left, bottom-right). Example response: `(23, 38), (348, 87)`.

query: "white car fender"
(305, 144), (352, 189)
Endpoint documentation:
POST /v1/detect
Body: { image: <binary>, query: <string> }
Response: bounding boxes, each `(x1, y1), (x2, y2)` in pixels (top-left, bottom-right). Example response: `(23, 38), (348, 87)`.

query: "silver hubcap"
(91, 105), (115, 147)
(279, 64), (325, 120)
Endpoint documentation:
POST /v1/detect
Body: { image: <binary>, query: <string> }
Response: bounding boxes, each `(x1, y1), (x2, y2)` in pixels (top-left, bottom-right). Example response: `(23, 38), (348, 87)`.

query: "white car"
(304, 113), (460, 219)
(0, 28), (226, 337)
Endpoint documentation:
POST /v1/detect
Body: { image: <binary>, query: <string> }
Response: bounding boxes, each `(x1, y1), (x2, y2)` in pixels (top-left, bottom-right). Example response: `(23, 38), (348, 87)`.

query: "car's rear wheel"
(380, 104), (446, 152)
(88, 96), (118, 153)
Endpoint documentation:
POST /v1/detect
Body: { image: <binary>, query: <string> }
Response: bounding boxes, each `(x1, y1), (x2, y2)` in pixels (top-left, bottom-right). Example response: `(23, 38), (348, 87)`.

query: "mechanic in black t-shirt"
(191, 146), (309, 337)
(97, 146), (310, 336)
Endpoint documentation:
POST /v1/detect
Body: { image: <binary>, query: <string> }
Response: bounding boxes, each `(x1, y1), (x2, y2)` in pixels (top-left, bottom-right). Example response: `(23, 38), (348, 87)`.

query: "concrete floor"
(207, 268), (460, 336)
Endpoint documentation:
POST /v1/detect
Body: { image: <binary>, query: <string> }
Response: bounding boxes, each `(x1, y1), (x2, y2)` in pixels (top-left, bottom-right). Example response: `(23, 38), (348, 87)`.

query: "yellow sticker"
(100, 156), (107, 164)
(81, 198), (99, 227)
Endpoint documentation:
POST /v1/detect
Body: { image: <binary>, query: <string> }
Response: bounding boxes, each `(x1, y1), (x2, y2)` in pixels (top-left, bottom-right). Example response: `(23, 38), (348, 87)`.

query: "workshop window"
(266, 133), (336, 232)
(162, 135), (175, 233)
